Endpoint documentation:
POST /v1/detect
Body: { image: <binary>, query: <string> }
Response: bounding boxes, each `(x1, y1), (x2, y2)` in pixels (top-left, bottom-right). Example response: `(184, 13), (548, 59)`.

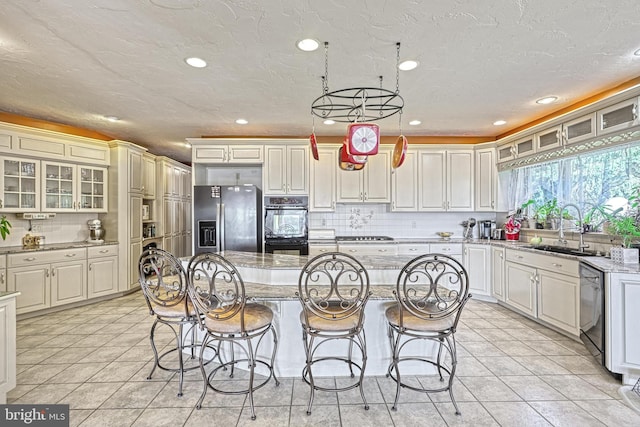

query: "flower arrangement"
(505, 216), (521, 234)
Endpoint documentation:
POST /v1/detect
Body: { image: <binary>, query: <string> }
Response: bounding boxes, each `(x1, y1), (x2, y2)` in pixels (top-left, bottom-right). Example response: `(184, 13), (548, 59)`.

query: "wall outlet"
(411, 221), (417, 229)
(32, 224), (43, 233)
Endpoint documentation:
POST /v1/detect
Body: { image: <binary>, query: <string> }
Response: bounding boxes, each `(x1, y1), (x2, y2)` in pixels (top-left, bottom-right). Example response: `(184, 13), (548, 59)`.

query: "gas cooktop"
(335, 236), (393, 241)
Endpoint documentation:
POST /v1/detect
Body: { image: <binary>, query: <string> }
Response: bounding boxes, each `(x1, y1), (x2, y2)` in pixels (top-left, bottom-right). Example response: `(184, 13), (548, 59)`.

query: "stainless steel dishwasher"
(579, 262), (608, 368)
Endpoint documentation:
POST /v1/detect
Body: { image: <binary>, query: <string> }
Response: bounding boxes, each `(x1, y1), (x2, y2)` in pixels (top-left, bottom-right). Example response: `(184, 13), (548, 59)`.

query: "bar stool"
(187, 252), (279, 421)
(386, 253), (471, 415)
(296, 252), (371, 415)
(138, 248), (207, 397)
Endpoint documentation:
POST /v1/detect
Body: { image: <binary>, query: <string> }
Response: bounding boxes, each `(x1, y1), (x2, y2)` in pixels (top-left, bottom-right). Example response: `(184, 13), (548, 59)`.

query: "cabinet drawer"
(337, 244), (398, 256)
(308, 244), (338, 257)
(8, 248), (87, 267)
(397, 244), (431, 256)
(430, 243), (462, 255)
(87, 244), (119, 258)
(505, 248), (579, 277)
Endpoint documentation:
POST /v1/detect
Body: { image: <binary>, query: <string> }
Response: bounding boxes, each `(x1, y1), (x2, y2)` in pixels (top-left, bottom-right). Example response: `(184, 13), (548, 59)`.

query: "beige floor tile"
(474, 328), (517, 341)
(455, 329), (487, 342)
(546, 355), (606, 375)
(147, 378), (206, 408)
(13, 383), (80, 404)
(16, 364), (68, 385)
(6, 383), (37, 401)
(17, 346), (64, 364)
(78, 346), (129, 363)
(482, 401), (552, 426)
(492, 340), (540, 356)
(78, 408), (143, 427)
(529, 401), (606, 427)
(420, 377), (477, 403)
(578, 373), (625, 399)
(574, 399), (640, 425)
(289, 404), (341, 426)
(459, 376), (522, 402)
(339, 403), (393, 427)
(42, 346), (96, 364)
(376, 375), (431, 405)
(87, 360), (147, 383)
(434, 401), (500, 426)
(237, 405), (291, 426)
(476, 356), (533, 376)
(242, 377), (293, 407)
(455, 356), (494, 376)
(334, 375), (384, 405)
(69, 409), (93, 427)
(501, 328), (550, 341)
(460, 341), (507, 357)
(184, 407), (243, 426)
(131, 407), (193, 427)
(500, 375), (567, 401)
(388, 401), (447, 426)
(292, 377), (338, 406)
(48, 362), (110, 384)
(100, 381), (165, 409)
(512, 355), (572, 375)
(521, 340), (580, 356)
(63, 382), (124, 409)
(538, 375), (612, 400)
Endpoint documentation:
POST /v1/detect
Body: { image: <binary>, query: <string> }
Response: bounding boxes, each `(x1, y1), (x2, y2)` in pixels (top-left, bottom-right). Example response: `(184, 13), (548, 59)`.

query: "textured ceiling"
(1, 0), (640, 164)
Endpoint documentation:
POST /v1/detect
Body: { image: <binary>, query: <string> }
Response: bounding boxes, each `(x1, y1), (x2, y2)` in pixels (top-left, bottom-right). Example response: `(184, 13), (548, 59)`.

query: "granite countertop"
(0, 240), (119, 255)
(244, 282), (396, 301)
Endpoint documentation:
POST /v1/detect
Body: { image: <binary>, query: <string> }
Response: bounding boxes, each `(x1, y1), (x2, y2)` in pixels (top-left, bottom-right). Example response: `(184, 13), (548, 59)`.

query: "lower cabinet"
(608, 273), (640, 381)
(397, 243), (431, 257)
(50, 260), (87, 307)
(504, 260), (537, 317)
(537, 269), (579, 335)
(491, 246), (505, 301)
(308, 243), (338, 257)
(337, 243), (398, 256)
(0, 255), (6, 292)
(88, 245), (119, 298)
(129, 241), (142, 290)
(0, 294), (17, 404)
(463, 244), (491, 299)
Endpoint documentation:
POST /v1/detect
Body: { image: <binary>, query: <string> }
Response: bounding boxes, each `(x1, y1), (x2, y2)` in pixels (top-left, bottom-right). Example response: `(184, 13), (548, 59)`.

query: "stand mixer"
(87, 219), (105, 243)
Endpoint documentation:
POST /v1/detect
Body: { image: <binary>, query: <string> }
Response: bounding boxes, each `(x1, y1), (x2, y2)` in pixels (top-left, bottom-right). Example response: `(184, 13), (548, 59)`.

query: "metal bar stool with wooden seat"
(386, 253), (471, 415)
(138, 248), (214, 397)
(296, 252), (372, 415)
(187, 252), (280, 421)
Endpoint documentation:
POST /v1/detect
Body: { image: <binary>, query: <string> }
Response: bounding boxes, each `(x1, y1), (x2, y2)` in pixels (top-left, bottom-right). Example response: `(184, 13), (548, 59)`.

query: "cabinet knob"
(89, 264), (92, 271)
(378, 249), (387, 252)
(0, 272), (4, 284)
(349, 249), (357, 253)
(552, 262), (562, 268)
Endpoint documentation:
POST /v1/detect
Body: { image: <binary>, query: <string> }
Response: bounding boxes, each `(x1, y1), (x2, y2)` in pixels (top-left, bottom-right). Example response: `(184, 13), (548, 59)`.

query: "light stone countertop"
(0, 240), (119, 255)
(0, 291), (20, 302)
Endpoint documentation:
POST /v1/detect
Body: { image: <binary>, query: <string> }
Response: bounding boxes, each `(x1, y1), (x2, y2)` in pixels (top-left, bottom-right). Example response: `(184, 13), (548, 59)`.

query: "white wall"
(309, 203), (497, 239)
(0, 213), (99, 247)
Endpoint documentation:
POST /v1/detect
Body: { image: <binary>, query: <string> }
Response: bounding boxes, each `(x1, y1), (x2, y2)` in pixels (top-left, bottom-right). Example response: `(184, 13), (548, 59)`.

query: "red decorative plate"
(309, 133), (319, 161)
(392, 135), (408, 168)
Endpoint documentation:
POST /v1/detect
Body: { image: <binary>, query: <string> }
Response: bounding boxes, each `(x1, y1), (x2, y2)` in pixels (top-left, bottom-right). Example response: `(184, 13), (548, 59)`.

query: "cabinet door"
(77, 166), (107, 212)
(142, 155), (156, 199)
(597, 97), (640, 135)
(464, 244), (490, 297)
(287, 145), (309, 194)
(447, 150), (474, 211)
(228, 145), (264, 163)
(363, 149), (391, 202)
(194, 146), (226, 163)
(172, 166), (181, 197)
(42, 162), (76, 212)
(563, 113), (596, 145)
(504, 261), (537, 317)
(391, 150), (418, 211)
(609, 274), (640, 372)
(514, 135), (535, 157)
(129, 241), (142, 289)
(491, 247), (505, 302)
(181, 169), (190, 199)
(163, 198), (174, 236)
(88, 256), (118, 298)
(0, 157), (40, 212)
(337, 167), (365, 202)
(0, 267), (6, 293)
(537, 269), (579, 336)
(475, 148), (495, 211)
(130, 195), (143, 242)
(309, 148), (337, 212)
(418, 150), (446, 211)
(497, 143), (515, 163)
(397, 243), (430, 256)
(535, 125), (563, 153)
(128, 150), (144, 193)
(7, 266), (49, 314)
(163, 163), (174, 196)
(308, 244), (338, 257)
(264, 146), (286, 194)
(50, 261), (87, 307)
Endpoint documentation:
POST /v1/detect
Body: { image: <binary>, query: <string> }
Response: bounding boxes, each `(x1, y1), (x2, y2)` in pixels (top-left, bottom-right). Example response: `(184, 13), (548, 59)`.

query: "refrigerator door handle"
(219, 203), (225, 251)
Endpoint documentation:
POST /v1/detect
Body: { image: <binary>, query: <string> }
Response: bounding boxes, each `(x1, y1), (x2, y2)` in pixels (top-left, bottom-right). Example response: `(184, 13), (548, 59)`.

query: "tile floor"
(8, 292), (640, 426)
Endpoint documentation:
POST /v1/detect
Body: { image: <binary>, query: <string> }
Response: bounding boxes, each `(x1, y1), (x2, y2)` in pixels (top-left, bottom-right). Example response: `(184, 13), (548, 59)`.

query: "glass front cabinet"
(0, 157), (40, 212)
(41, 162), (107, 212)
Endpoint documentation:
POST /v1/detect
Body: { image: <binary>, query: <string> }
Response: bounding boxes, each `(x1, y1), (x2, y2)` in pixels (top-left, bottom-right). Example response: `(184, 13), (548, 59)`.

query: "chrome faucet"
(558, 203), (590, 252)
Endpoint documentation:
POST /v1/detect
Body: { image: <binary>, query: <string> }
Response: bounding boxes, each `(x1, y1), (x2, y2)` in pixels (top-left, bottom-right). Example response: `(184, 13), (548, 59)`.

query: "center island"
(180, 250), (438, 377)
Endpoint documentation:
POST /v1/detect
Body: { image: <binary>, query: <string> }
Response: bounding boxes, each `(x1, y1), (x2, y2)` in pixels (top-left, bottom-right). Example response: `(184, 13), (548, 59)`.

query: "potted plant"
(605, 187), (640, 263)
(533, 198), (560, 229)
(516, 199), (535, 228)
(0, 215), (11, 240)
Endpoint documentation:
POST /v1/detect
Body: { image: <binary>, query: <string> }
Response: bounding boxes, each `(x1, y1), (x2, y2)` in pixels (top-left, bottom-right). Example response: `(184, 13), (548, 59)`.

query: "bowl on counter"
(436, 232), (454, 240)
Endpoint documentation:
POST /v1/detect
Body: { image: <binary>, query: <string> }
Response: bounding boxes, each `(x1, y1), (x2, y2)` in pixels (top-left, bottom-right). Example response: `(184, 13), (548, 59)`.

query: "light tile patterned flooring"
(9, 292), (640, 426)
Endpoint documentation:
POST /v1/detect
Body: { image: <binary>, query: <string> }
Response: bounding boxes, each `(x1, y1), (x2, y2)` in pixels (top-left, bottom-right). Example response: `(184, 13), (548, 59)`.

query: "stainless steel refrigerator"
(193, 185), (262, 254)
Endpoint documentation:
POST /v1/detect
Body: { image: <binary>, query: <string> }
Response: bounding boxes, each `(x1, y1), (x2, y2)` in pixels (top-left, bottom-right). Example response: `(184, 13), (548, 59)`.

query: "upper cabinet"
(563, 113), (596, 145)
(41, 162), (107, 212)
(192, 144), (264, 164)
(391, 149), (418, 211)
(418, 149), (473, 211)
(142, 154), (156, 199)
(535, 125), (563, 153)
(128, 149), (144, 193)
(264, 144), (309, 195)
(474, 147), (496, 212)
(309, 146), (337, 212)
(337, 148), (391, 203)
(597, 96), (640, 135)
(0, 157), (40, 212)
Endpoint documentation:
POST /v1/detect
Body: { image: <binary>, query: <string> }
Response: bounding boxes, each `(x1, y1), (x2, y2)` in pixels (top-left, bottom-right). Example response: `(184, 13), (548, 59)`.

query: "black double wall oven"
(264, 196), (308, 255)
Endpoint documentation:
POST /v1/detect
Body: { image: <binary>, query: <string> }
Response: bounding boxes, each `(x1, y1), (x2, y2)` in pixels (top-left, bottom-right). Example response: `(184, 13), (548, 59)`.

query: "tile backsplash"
(309, 203), (496, 238)
(0, 213), (99, 247)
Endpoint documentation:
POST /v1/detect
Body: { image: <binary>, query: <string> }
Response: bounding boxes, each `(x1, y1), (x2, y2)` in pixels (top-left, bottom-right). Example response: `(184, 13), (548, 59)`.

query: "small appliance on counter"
(460, 218), (476, 240)
(480, 220), (496, 239)
(22, 233), (45, 249)
(491, 228), (506, 240)
(87, 219), (105, 243)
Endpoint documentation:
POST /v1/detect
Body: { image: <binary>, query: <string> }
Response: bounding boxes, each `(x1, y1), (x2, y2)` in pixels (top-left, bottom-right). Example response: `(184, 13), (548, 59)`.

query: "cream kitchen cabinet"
(0, 255), (6, 292)
(142, 153), (156, 199)
(337, 243), (397, 256)
(7, 248), (87, 315)
(0, 157), (39, 212)
(128, 149), (144, 193)
(504, 255), (537, 317)
(309, 146), (337, 212)
(535, 125), (563, 153)
(308, 242), (338, 257)
(597, 96), (640, 135)
(474, 147), (496, 212)
(0, 292), (17, 404)
(563, 113), (596, 145)
(537, 267), (579, 336)
(396, 243), (431, 256)
(87, 245), (119, 299)
(608, 273), (640, 382)
(41, 162), (107, 212)
(463, 244), (492, 300)
(430, 242), (463, 264)
(491, 246), (505, 302)
(337, 148), (391, 203)
(192, 144), (264, 164)
(391, 149), (418, 211)
(264, 144), (309, 195)
(418, 149), (474, 211)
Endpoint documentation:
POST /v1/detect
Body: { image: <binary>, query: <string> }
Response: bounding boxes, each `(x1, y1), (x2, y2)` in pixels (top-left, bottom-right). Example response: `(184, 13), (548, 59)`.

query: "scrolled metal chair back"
(138, 248), (188, 315)
(395, 253), (470, 323)
(298, 252), (370, 322)
(187, 252), (246, 328)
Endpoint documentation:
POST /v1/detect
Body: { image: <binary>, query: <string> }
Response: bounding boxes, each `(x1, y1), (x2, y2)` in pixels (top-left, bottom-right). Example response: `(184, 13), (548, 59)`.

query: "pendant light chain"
(322, 41), (329, 94)
(395, 42), (401, 94)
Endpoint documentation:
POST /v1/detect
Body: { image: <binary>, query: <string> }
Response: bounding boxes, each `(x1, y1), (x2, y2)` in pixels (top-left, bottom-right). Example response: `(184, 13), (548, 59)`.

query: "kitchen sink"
(527, 245), (598, 257)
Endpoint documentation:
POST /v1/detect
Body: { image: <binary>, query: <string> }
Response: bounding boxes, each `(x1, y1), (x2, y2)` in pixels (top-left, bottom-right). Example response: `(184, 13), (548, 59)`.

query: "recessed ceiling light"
(235, 118), (248, 125)
(323, 119), (335, 125)
(185, 57), (207, 68)
(296, 39), (319, 52)
(634, 48), (640, 56)
(398, 60), (419, 71)
(493, 120), (507, 126)
(104, 116), (119, 122)
(536, 96), (558, 105)
(409, 120), (421, 126)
